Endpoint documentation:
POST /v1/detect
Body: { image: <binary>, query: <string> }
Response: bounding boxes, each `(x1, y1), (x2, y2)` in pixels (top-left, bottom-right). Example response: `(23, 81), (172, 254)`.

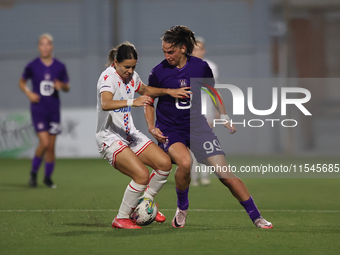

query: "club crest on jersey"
(116, 141), (123, 146)
(178, 78), (188, 88)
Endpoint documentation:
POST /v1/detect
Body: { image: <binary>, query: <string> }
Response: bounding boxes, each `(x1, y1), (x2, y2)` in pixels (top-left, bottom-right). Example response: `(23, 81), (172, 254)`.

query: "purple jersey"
(22, 57), (69, 112)
(148, 56), (214, 130)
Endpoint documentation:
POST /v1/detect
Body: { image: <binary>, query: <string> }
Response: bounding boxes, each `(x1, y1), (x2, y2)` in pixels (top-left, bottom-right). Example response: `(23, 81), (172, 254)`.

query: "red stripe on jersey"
(135, 81), (141, 92)
(115, 71), (124, 82)
(135, 141), (153, 156)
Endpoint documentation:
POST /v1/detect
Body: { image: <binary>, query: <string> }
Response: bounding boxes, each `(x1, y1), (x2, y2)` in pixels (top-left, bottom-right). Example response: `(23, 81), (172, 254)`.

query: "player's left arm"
(137, 83), (191, 98)
(54, 65), (70, 92)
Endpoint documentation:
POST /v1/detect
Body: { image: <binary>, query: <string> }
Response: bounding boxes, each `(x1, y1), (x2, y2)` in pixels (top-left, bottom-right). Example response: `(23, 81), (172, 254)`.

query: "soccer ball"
(130, 198), (157, 226)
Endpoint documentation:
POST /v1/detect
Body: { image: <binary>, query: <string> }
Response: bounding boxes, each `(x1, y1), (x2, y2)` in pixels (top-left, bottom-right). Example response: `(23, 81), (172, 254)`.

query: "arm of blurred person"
(54, 79), (70, 92)
(209, 88), (236, 134)
(18, 77), (40, 103)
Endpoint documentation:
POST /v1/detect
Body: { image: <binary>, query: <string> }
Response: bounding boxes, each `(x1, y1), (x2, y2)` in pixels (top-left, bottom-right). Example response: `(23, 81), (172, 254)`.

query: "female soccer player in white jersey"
(145, 26), (273, 229)
(96, 42), (191, 229)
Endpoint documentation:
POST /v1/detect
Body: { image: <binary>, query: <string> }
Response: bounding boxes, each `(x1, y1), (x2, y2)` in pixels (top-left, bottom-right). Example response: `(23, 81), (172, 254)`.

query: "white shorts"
(99, 132), (153, 168)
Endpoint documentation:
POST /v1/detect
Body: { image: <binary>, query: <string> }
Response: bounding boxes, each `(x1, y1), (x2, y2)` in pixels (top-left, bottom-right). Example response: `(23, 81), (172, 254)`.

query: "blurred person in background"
(191, 36), (220, 187)
(19, 33), (70, 188)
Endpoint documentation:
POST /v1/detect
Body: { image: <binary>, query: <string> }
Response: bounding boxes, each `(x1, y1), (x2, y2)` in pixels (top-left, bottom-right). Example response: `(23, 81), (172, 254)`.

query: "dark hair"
(107, 42), (138, 66)
(161, 25), (197, 55)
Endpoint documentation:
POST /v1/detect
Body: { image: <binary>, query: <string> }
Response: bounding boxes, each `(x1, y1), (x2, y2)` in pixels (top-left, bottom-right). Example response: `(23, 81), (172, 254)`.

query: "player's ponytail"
(161, 25), (197, 55)
(107, 42), (138, 66)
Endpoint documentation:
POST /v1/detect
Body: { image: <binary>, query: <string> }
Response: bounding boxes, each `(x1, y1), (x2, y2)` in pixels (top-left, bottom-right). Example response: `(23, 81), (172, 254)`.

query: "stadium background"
(1, 0), (339, 158)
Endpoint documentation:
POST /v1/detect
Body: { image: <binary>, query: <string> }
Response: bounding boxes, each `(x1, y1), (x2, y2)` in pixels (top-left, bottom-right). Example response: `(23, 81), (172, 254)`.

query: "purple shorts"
(31, 109), (61, 135)
(157, 121), (225, 164)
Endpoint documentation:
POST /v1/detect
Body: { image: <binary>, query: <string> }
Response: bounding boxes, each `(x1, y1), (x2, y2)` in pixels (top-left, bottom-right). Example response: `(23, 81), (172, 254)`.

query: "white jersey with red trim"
(95, 65), (143, 149)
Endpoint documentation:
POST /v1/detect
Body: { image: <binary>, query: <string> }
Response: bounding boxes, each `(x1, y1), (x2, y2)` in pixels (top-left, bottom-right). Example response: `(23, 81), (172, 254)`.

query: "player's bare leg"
(168, 143), (191, 190)
(112, 147), (150, 229)
(29, 131), (49, 187)
(203, 154), (273, 228)
(203, 154), (250, 201)
(167, 143), (191, 228)
(137, 143), (172, 222)
(43, 134), (57, 188)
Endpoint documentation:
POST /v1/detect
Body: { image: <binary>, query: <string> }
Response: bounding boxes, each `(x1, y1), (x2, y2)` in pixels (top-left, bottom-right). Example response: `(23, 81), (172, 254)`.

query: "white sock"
(117, 180), (147, 219)
(144, 169), (171, 200)
(189, 149), (199, 181)
(200, 164), (209, 179)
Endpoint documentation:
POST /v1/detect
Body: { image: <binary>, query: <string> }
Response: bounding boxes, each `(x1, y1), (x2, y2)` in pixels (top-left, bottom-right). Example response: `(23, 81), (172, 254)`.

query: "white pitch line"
(0, 209), (340, 213)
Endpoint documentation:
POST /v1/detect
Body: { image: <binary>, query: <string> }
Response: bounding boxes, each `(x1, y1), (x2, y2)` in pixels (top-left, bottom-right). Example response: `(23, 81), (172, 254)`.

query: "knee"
(155, 156), (172, 171)
(46, 143), (55, 153)
(134, 170), (150, 185)
(176, 157), (191, 171)
(219, 176), (240, 187)
(39, 140), (49, 151)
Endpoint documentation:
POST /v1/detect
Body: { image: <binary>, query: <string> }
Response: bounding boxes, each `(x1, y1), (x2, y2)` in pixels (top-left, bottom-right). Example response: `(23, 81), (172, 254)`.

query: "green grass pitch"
(1, 156), (340, 255)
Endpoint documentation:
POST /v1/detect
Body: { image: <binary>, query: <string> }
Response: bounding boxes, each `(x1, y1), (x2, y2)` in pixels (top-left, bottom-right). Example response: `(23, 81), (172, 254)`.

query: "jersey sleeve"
(134, 72), (142, 92)
(203, 63), (215, 88)
(59, 64), (69, 83)
(98, 73), (116, 95)
(148, 69), (160, 88)
(22, 63), (33, 80)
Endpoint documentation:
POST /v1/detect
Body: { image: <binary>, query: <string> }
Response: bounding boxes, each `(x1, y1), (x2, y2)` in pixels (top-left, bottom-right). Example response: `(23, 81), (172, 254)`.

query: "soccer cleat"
(112, 216), (142, 229)
(172, 207), (188, 228)
(191, 179), (199, 187)
(43, 177), (57, 189)
(254, 216), (273, 229)
(29, 173), (37, 187)
(155, 210), (166, 223)
(200, 178), (211, 186)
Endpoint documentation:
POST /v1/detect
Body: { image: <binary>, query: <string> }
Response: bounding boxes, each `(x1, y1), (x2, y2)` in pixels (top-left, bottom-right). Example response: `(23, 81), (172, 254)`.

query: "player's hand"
(224, 122), (237, 134)
(54, 79), (64, 91)
(27, 91), (40, 103)
(168, 87), (192, 98)
(133, 95), (153, 107)
(148, 127), (168, 143)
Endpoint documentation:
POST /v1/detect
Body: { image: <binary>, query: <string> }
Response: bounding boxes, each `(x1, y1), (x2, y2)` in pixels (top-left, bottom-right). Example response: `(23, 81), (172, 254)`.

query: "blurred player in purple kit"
(145, 26), (273, 229)
(96, 42), (190, 229)
(19, 33), (69, 188)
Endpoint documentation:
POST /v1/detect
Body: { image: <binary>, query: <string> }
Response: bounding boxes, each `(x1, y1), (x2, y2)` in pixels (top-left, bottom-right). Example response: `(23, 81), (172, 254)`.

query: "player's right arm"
(18, 77), (40, 103)
(144, 100), (168, 143)
(100, 91), (153, 111)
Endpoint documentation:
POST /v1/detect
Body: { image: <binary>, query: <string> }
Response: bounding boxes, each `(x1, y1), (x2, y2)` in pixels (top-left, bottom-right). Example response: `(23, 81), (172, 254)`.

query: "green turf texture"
(1, 157), (340, 255)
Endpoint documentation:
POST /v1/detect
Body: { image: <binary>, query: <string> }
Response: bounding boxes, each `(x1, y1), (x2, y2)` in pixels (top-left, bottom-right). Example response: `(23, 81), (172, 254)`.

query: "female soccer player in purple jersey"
(19, 33), (70, 189)
(145, 26), (273, 229)
(96, 42), (190, 229)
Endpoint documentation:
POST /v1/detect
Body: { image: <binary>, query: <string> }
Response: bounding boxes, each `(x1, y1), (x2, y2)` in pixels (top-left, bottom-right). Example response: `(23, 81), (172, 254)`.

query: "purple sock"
(45, 162), (55, 179)
(31, 156), (43, 173)
(239, 196), (261, 222)
(176, 187), (189, 210)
